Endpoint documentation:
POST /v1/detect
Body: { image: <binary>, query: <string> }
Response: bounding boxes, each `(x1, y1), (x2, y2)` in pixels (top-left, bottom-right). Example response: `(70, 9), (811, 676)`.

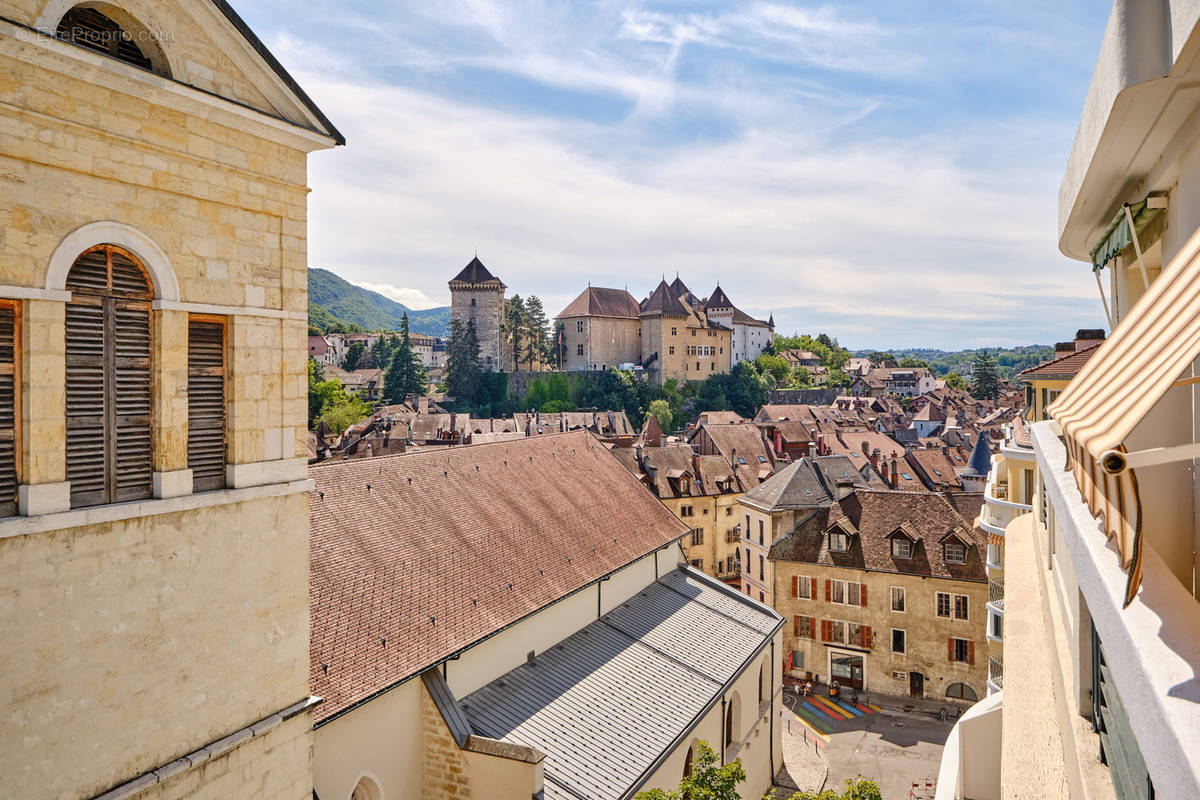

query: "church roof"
(449, 256), (505, 287)
(557, 287), (641, 319)
(640, 280), (690, 317)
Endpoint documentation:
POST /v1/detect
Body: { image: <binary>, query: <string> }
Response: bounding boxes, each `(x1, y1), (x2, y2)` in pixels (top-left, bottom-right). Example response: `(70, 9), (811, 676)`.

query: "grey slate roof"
(962, 432), (993, 477)
(461, 568), (781, 800)
(739, 455), (869, 512)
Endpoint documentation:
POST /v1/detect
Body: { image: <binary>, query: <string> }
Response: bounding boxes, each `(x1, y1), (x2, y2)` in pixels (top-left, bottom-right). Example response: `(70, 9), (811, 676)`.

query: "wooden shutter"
(948, 638), (955, 662)
(821, 620), (832, 642)
(810, 578), (817, 599)
(791, 575), (798, 598)
(967, 641), (975, 666)
(188, 319), (226, 491)
(0, 303), (18, 517)
(65, 245), (152, 508)
(860, 584), (867, 607)
(793, 615), (801, 637)
(860, 625), (872, 649)
(825, 579), (832, 602)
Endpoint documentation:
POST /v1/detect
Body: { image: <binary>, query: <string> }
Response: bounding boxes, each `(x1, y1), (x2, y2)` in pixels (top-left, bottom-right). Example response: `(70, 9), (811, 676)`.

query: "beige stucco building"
(309, 432), (784, 800)
(0, 2), (339, 797)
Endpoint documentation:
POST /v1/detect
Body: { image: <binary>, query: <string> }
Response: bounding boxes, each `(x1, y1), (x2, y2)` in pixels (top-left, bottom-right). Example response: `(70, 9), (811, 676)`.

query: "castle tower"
(449, 256), (506, 371)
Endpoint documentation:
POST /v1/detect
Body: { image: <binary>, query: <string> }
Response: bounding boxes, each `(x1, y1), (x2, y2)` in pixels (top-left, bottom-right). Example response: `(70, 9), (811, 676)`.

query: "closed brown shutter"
(65, 246), (152, 508)
(860, 584), (867, 607)
(967, 641), (975, 666)
(821, 619), (832, 642)
(187, 318), (226, 491)
(860, 625), (872, 649)
(791, 575), (798, 598)
(810, 578), (817, 598)
(948, 638), (955, 662)
(793, 615), (801, 637)
(825, 579), (831, 602)
(0, 303), (18, 517)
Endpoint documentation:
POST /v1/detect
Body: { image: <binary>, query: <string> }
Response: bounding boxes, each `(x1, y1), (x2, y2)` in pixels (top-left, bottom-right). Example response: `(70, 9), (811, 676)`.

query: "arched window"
(65, 245), (153, 508)
(946, 682), (978, 702)
(682, 745), (693, 779)
(350, 776), (383, 800)
(56, 5), (171, 77)
(725, 692), (740, 748)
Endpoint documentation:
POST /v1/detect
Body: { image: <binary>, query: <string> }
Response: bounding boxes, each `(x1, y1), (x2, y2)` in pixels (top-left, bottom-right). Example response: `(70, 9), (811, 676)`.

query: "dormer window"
(830, 531), (849, 552)
(944, 542), (966, 564)
(891, 538), (912, 558)
(57, 6), (172, 77)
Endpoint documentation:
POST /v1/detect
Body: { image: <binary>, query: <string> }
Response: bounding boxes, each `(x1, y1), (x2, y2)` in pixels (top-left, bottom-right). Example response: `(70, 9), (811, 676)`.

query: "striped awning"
(1050, 226), (1200, 606)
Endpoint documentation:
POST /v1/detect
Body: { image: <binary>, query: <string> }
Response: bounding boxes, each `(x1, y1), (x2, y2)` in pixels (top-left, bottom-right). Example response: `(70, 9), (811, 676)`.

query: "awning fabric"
(1050, 224), (1200, 605)
(1089, 199), (1163, 272)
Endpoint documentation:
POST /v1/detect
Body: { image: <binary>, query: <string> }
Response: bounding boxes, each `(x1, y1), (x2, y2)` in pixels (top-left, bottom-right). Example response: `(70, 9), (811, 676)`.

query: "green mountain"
(308, 268), (451, 337)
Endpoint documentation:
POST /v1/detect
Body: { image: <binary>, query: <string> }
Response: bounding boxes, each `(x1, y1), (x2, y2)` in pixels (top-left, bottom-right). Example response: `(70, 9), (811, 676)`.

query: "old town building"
(310, 431), (783, 800)
(769, 490), (989, 702)
(0, 1), (340, 797)
(556, 285), (642, 371)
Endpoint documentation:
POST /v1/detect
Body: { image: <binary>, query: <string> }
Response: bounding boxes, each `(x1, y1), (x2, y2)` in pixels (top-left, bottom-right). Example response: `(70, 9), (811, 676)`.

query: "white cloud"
(353, 282), (446, 310)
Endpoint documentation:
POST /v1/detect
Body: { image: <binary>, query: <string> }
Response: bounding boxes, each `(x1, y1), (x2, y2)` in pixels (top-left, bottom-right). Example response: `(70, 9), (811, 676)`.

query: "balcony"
(988, 578), (1004, 610)
(980, 455), (1032, 537)
(988, 655), (1003, 692)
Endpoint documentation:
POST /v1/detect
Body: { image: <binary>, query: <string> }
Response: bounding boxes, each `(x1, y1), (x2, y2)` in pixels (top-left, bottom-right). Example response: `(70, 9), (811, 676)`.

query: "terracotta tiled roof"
(557, 287), (642, 319)
(769, 489), (986, 582)
(308, 431), (687, 723)
(904, 449), (964, 491)
(1017, 343), (1101, 379)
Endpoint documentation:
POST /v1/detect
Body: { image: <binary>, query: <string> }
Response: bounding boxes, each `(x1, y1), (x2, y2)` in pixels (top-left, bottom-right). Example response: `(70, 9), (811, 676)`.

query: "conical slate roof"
(962, 433), (993, 478)
(668, 276), (691, 299)
(640, 280), (689, 317)
(450, 256), (505, 287)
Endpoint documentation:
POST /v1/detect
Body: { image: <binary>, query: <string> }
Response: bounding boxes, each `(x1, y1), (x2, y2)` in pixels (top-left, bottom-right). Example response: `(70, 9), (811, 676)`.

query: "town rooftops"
(962, 432), (993, 477)
(449, 256), (505, 288)
(640, 280), (690, 317)
(557, 286), (642, 319)
(740, 455), (870, 512)
(769, 489), (986, 581)
(461, 567), (781, 800)
(308, 430), (688, 724)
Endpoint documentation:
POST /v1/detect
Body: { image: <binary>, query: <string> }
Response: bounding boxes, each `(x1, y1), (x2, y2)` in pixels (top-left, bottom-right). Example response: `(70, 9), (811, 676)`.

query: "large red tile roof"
(308, 430), (688, 724)
(1018, 343), (1101, 379)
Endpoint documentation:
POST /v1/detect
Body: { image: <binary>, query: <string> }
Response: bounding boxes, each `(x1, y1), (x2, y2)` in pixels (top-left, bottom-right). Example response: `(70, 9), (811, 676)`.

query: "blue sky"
(238, 1), (1112, 349)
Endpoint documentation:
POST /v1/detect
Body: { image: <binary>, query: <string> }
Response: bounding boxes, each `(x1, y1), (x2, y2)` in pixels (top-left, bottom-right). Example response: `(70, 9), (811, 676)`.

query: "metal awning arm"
(1124, 203), (1151, 292)
(1101, 441), (1200, 475)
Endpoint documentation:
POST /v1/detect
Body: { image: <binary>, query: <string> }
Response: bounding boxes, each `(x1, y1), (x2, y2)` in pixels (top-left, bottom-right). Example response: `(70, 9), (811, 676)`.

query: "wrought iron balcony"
(989, 655), (1003, 688)
(989, 578), (1004, 610)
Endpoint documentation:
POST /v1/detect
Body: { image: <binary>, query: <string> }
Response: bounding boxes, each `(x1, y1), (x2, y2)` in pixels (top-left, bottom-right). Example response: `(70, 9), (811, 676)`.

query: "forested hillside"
(308, 268), (450, 336)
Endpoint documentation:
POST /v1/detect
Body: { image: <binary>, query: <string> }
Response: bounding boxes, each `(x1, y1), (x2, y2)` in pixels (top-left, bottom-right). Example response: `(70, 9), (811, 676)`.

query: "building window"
(668, 346), (675, 355)
(758, 554), (764, 581)
(576, 320), (584, 332)
(796, 575), (813, 599)
(991, 612), (1002, 639)
(692, 330), (697, 337)
(794, 615), (814, 639)
(891, 586), (905, 612)
(689, 558), (703, 570)
(830, 531), (849, 551)
(671, 327), (677, 336)
(758, 519), (764, 544)
(830, 580), (862, 606)
(759, 590), (764, 603)
(937, 592), (951, 618)
(944, 542), (966, 564)
(892, 537), (912, 558)
(470, 298), (476, 306)
(954, 594), (969, 621)
(725, 507), (732, 516)
(745, 548), (750, 573)
(946, 683), (978, 702)
(680, 505), (694, 517)
(57, 6), (170, 76)
(690, 528), (704, 546)
(577, 344), (584, 356)
(65, 245), (153, 508)
(745, 514), (750, 539)
(950, 638), (973, 663)
(187, 317), (226, 492)
(0, 302), (17, 518)
(891, 629), (906, 654)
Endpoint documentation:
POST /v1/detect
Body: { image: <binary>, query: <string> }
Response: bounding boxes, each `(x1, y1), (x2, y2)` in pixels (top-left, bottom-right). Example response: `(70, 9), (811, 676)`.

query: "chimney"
(890, 458), (899, 489)
(730, 447), (737, 468)
(450, 413), (457, 434)
(1074, 329), (1106, 351)
(870, 448), (880, 470)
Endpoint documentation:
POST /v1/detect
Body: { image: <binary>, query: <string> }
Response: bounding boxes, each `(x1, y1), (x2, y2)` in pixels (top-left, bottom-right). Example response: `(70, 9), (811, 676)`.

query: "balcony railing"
(989, 578), (1004, 608)
(989, 655), (1003, 688)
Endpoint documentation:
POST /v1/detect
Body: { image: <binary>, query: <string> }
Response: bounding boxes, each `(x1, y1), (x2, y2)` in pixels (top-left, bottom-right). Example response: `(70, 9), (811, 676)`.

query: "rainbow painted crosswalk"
(787, 693), (883, 746)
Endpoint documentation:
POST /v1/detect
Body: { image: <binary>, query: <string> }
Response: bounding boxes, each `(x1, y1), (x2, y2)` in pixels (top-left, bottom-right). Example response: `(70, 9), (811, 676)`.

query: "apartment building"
(0, 1), (340, 797)
(770, 490), (988, 701)
(938, 3), (1200, 798)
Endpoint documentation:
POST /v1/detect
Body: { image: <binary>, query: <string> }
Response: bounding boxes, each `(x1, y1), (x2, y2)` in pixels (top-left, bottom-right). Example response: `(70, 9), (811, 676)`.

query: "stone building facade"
(0, 1), (339, 797)
(556, 286), (641, 371)
(449, 256), (505, 372)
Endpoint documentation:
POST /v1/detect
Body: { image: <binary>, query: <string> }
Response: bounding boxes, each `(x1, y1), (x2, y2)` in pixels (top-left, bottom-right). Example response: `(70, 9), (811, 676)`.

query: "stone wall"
(559, 316), (641, 371)
(768, 388), (841, 405)
(450, 287), (504, 372)
(421, 682), (472, 800)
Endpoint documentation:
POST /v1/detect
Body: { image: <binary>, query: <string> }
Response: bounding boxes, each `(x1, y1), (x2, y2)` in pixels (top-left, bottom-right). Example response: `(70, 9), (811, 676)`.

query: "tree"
(828, 369), (852, 388)
(445, 317), (482, 404)
(727, 362), (767, 418)
(897, 357), (928, 368)
(371, 333), (398, 373)
(648, 399), (673, 432)
(524, 295), (551, 370)
(317, 393), (371, 436)
(867, 351), (895, 364)
(634, 741), (744, 800)
(793, 366), (812, 387)
(384, 313), (427, 403)
(343, 341), (366, 371)
(945, 372), (966, 390)
(504, 295), (527, 371)
(786, 777), (883, 800)
(971, 350), (1001, 400)
(755, 354), (791, 385)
